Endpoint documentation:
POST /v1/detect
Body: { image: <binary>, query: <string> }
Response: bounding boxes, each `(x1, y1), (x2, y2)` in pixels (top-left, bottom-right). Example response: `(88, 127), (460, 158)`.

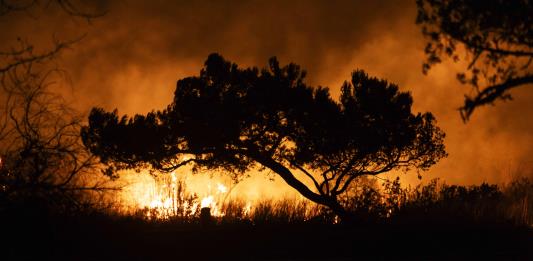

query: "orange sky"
(2, 0), (532, 196)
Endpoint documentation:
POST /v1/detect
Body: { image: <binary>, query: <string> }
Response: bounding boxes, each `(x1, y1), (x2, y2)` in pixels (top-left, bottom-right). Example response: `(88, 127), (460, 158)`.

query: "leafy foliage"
(416, 0), (533, 120)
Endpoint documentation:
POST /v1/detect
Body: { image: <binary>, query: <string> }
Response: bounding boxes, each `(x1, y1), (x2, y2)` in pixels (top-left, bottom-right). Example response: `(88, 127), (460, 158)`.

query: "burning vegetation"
(123, 171), (232, 220)
(1, 1), (532, 259)
(111, 169), (533, 228)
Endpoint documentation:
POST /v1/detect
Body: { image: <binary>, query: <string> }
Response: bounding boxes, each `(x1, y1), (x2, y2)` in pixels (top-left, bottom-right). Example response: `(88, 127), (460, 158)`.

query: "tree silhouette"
(0, 0), (113, 209)
(82, 54), (447, 220)
(0, 0), (106, 20)
(416, 0), (533, 121)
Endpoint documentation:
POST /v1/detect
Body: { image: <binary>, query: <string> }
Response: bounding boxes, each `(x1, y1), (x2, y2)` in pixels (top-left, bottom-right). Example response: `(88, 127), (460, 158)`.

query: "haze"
(2, 0), (532, 191)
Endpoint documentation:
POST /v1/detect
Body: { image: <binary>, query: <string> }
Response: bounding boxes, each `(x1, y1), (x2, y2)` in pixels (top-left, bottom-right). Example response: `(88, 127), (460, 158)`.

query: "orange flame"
(119, 170), (238, 219)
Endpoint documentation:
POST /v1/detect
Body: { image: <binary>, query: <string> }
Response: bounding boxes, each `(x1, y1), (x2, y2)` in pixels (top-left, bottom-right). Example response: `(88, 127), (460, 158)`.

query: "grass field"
(1, 177), (532, 260)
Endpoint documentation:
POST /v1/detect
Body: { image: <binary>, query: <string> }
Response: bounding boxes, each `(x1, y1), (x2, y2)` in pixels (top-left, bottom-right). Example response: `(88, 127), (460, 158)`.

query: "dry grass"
(106, 176), (533, 227)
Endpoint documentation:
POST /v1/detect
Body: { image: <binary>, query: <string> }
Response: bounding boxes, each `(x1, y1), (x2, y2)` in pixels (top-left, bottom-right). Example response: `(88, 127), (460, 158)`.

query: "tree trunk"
(324, 198), (354, 223)
(249, 152), (354, 223)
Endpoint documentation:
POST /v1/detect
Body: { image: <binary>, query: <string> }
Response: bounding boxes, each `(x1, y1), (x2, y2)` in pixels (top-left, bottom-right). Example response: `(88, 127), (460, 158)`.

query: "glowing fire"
(120, 170), (240, 220)
(217, 183), (228, 193)
(198, 182), (228, 216)
(201, 195), (214, 208)
(243, 201), (252, 216)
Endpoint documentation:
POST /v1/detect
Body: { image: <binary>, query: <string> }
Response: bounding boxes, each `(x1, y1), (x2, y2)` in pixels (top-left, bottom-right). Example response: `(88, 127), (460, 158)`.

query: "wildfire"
(243, 201), (252, 216)
(217, 183), (228, 193)
(199, 183), (229, 216)
(201, 195), (214, 208)
(121, 170), (241, 220)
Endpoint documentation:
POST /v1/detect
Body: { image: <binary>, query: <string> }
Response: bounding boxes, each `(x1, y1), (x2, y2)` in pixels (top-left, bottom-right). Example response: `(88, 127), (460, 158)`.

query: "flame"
(217, 183), (228, 194)
(243, 202), (252, 216)
(120, 170), (235, 219)
(199, 182), (227, 217)
(201, 195), (214, 208)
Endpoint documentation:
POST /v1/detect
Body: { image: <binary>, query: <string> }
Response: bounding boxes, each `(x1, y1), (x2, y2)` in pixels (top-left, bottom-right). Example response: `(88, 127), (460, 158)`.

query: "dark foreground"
(1, 212), (532, 261)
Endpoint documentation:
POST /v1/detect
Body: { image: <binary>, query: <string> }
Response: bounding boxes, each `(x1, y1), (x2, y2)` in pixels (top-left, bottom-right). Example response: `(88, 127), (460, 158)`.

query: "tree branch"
(292, 162), (322, 196)
(461, 74), (533, 121)
(248, 150), (328, 206)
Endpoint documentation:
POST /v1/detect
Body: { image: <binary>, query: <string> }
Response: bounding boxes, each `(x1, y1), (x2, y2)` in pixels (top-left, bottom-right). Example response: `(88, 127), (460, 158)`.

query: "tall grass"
(113, 176), (533, 227)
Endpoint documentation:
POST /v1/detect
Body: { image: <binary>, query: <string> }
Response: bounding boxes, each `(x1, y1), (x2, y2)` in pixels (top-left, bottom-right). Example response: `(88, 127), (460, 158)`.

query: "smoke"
(2, 0), (532, 199)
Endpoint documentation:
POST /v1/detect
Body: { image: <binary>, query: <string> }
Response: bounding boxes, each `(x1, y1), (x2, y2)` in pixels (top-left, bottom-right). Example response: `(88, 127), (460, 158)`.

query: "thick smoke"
(2, 0), (532, 194)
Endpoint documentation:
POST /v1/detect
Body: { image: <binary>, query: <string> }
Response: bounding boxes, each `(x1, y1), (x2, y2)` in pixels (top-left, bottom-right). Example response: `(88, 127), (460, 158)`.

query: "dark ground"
(2, 212), (532, 261)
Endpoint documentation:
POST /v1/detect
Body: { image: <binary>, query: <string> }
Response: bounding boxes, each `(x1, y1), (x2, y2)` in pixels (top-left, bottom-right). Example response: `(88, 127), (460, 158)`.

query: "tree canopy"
(416, 0), (533, 121)
(82, 53), (447, 219)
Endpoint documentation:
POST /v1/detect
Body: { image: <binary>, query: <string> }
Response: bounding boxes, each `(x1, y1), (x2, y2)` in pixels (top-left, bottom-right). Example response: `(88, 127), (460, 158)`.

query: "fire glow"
(119, 170), (250, 220)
